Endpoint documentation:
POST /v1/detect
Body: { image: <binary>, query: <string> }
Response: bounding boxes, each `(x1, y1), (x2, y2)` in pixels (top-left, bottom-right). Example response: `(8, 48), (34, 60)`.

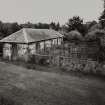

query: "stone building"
(0, 28), (63, 61)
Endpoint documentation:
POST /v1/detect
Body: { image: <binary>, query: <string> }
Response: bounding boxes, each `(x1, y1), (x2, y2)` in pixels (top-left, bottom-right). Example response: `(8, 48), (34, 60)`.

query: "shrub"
(0, 96), (21, 105)
(28, 55), (36, 64)
(61, 61), (83, 72)
(60, 59), (105, 76)
(26, 63), (36, 70)
(38, 58), (50, 66)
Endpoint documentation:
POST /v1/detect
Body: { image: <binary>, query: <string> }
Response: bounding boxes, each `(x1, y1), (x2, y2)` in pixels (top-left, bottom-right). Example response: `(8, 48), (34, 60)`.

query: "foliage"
(99, 9), (105, 28)
(88, 23), (102, 32)
(0, 21), (61, 40)
(65, 30), (83, 41)
(85, 21), (102, 32)
(66, 16), (87, 36)
(49, 22), (60, 31)
(0, 96), (21, 105)
(99, 0), (105, 28)
(61, 59), (105, 76)
(87, 21), (97, 29)
(85, 29), (105, 40)
(85, 29), (105, 62)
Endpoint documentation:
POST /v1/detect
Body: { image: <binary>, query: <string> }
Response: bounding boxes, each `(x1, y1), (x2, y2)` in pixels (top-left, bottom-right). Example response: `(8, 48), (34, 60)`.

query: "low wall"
(28, 54), (60, 66)
(60, 57), (105, 76)
(28, 54), (105, 76)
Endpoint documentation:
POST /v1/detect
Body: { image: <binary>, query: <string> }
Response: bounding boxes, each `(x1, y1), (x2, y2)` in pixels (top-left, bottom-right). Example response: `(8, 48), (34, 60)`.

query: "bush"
(28, 55), (36, 64)
(39, 58), (50, 65)
(60, 59), (105, 76)
(61, 61), (83, 72)
(0, 96), (21, 105)
(26, 63), (36, 70)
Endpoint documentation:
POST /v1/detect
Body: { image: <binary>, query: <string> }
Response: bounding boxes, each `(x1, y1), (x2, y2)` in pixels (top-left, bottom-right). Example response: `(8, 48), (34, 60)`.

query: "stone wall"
(3, 38), (62, 61)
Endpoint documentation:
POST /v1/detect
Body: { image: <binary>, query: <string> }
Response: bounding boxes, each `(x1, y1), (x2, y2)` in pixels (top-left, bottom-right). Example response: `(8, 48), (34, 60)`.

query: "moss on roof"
(0, 28), (63, 43)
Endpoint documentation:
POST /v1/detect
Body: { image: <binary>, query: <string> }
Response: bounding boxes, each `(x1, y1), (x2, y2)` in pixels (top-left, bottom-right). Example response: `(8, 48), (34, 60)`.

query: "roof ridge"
(22, 28), (54, 31)
(23, 28), (28, 43)
(0, 28), (63, 43)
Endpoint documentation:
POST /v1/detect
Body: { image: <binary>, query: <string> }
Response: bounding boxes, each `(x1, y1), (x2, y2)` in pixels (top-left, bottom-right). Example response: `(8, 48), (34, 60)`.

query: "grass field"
(0, 61), (105, 105)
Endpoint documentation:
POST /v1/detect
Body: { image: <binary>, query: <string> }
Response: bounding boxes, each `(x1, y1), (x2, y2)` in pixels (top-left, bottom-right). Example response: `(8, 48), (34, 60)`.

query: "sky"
(0, 0), (103, 25)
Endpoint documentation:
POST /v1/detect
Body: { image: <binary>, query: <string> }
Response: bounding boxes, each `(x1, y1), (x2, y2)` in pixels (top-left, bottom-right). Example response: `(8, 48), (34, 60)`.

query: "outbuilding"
(0, 28), (63, 61)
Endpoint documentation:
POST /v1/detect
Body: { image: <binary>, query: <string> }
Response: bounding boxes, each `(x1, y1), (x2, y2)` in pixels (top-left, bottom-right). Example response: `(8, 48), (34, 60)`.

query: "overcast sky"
(0, 0), (103, 25)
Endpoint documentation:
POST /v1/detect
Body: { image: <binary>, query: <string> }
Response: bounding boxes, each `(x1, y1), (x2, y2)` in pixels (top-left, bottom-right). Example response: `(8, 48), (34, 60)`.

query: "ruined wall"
(3, 43), (30, 61)
(86, 41), (99, 59)
(3, 43), (12, 60)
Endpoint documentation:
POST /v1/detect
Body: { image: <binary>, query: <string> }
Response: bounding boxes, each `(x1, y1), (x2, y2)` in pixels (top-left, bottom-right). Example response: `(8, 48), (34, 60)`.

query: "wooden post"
(36, 42), (39, 54)
(62, 42), (65, 56)
(38, 42), (40, 54)
(11, 43), (13, 61)
(57, 38), (58, 46)
(68, 43), (70, 57)
(11, 43), (17, 61)
(2, 43), (4, 59)
(51, 39), (53, 55)
(26, 44), (29, 62)
(68, 43), (71, 62)
(44, 41), (46, 54)
(34, 43), (36, 55)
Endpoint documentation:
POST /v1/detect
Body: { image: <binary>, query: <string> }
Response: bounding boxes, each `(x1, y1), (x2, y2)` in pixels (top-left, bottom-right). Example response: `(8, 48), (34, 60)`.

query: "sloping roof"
(0, 28), (63, 43)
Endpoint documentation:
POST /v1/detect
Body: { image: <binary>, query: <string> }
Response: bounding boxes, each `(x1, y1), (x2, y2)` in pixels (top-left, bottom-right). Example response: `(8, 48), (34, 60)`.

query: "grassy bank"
(0, 61), (105, 105)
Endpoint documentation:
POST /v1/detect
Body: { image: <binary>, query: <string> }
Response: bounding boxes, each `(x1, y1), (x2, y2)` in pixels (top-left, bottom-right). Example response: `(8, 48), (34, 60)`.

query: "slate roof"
(0, 28), (63, 43)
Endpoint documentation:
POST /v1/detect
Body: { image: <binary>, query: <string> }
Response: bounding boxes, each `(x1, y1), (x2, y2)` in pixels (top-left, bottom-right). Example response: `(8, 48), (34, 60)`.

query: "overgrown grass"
(1, 58), (105, 81)
(0, 61), (105, 105)
(0, 96), (21, 105)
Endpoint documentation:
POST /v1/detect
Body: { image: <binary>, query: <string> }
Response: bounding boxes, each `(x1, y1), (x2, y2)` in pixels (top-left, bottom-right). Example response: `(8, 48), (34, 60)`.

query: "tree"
(99, 10), (105, 28)
(85, 29), (105, 62)
(66, 30), (83, 41)
(99, 0), (105, 28)
(11, 22), (21, 33)
(49, 22), (57, 30)
(85, 21), (97, 31)
(55, 22), (60, 31)
(35, 23), (49, 29)
(20, 22), (35, 28)
(88, 23), (102, 32)
(49, 22), (60, 31)
(0, 22), (21, 36)
(66, 16), (86, 36)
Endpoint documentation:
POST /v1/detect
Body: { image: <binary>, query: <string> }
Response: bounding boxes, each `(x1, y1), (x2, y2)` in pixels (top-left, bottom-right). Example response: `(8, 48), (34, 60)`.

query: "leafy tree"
(55, 22), (60, 31)
(49, 22), (60, 31)
(20, 22), (35, 28)
(85, 21), (97, 31)
(11, 22), (21, 33)
(61, 25), (67, 32)
(20, 22), (51, 29)
(88, 23), (102, 32)
(99, 0), (105, 28)
(49, 22), (56, 30)
(66, 16), (86, 36)
(35, 23), (49, 29)
(85, 29), (105, 62)
(99, 10), (105, 28)
(0, 22), (21, 36)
